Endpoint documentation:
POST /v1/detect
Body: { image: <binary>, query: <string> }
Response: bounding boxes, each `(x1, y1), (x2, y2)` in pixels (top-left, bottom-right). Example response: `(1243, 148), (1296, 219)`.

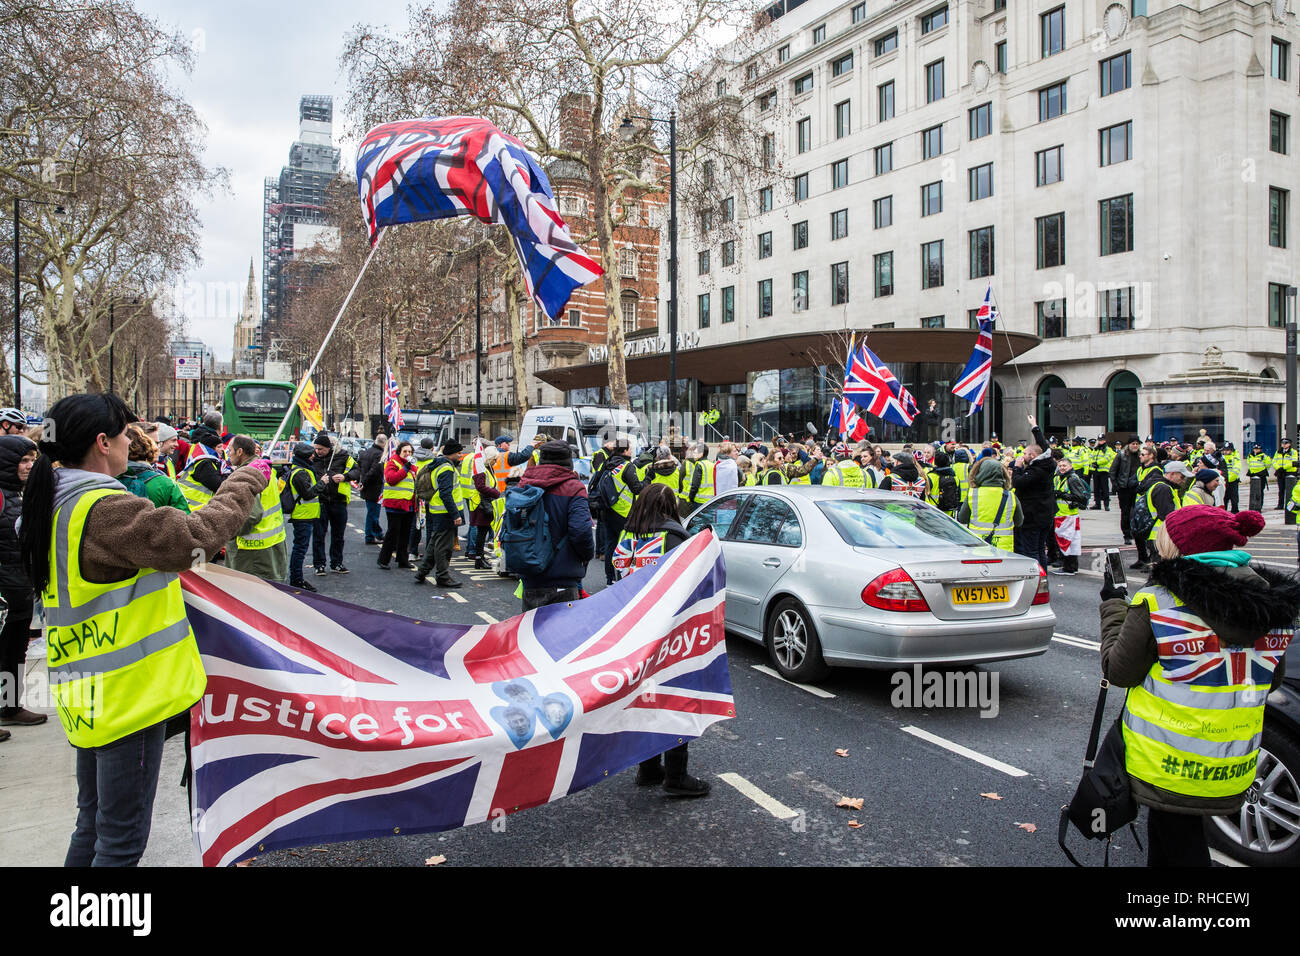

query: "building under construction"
(260, 94), (341, 355)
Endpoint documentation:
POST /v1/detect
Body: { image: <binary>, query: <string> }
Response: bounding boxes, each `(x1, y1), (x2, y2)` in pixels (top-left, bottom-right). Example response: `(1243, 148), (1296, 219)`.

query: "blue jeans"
(1014, 524), (1049, 570)
(66, 720), (167, 866)
(467, 524), (489, 557)
(289, 518), (315, 583)
(364, 500), (384, 541)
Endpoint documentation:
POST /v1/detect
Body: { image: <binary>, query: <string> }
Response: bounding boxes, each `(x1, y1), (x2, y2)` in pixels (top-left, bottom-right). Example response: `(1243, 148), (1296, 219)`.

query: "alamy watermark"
(890, 664), (1000, 718)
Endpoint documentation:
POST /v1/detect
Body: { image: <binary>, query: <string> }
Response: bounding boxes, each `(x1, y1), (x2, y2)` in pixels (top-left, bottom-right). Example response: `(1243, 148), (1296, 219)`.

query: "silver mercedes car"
(684, 485), (1055, 682)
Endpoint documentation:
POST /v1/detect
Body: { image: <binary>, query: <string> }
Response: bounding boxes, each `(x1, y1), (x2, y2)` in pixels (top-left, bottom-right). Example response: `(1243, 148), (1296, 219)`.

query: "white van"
(519, 406), (647, 459)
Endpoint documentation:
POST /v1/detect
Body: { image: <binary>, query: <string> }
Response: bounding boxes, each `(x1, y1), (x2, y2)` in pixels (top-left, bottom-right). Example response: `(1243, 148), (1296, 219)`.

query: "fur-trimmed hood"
(1148, 559), (1300, 646)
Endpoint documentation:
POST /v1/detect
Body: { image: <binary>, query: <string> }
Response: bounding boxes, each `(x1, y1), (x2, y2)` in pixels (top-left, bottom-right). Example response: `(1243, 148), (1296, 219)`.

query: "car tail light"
(862, 568), (930, 612)
(1032, 565), (1051, 605)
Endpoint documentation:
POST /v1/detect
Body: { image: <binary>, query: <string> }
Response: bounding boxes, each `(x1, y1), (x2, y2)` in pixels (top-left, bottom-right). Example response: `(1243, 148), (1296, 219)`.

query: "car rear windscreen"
(231, 386), (291, 414)
(817, 499), (983, 549)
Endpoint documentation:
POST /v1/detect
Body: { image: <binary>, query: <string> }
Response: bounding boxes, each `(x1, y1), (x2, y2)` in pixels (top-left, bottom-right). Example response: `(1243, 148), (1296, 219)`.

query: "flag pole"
(267, 229), (387, 449)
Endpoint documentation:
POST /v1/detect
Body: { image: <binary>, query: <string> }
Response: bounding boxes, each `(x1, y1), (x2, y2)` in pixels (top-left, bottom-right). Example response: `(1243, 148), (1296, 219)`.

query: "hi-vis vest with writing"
(44, 487), (204, 747)
(966, 486), (1015, 552)
(613, 529), (667, 579)
(237, 478), (287, 550)
(1122, 586), (1287, 799)
(823, 460), (865, 488)
(176, 451), (219, 511)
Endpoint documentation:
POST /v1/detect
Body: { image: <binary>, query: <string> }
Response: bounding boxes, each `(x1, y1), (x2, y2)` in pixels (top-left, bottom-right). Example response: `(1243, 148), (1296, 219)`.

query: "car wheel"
(764, 598), (829, 683)
(1207, 725), (1300, 867)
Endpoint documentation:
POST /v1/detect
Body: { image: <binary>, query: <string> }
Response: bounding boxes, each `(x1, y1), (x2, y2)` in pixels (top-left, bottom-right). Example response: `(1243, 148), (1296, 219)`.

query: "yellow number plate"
(951, 585), (1009, 605)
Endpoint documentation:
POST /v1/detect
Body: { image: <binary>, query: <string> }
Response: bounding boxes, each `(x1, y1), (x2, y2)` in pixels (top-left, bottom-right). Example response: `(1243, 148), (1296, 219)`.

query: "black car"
(1207, 662), (1300, 866)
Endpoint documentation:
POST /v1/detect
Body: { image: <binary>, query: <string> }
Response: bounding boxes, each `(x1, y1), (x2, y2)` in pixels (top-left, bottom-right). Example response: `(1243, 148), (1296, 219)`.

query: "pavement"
(1, 496), (1292, 867)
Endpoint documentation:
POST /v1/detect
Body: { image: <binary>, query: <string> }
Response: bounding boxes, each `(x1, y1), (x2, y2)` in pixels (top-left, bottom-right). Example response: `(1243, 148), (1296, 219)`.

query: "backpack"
(1066, 473), (1092, 508)
(119, 468), (162, 501)
(500, 484), (556, 576)
(936, 472), (960, 513)
(591, 460), (622, 517)
(415, 462), (436, 503)
(1131, 490), (1154, 536)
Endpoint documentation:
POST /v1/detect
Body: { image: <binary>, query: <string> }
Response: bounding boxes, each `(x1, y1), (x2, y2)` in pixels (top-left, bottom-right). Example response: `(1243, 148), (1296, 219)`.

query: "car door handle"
(762, 557), (782, 568)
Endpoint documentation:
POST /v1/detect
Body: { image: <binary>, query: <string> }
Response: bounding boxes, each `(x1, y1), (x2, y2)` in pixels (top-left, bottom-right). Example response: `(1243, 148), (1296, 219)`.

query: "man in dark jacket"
(284, 442), (327, 591)
(1110, 435), (1143, 545)
(596, 437), (647, 586)
(356, 434), (388, 544)
(1011, 417), (1056, 569)
(311, 432), (360, 575)
(183, 413), (227, 496)
(0, 434), (42, 731)
(518, 441), (595, 611)
(414, 440), (465, 588)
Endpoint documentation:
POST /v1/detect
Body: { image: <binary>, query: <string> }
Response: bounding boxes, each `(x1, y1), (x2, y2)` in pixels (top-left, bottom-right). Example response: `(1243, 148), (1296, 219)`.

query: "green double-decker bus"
(223, 380), (300, 453)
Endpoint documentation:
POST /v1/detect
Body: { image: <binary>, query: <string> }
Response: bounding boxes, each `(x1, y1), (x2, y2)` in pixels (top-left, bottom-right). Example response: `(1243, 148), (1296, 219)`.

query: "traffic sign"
(174, 357), (201, 380)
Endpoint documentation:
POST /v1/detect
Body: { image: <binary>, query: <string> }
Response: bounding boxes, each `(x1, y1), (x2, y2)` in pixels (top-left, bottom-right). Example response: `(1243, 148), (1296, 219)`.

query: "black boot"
(662, 744), (710, 797)
(635, 757), (665, 786)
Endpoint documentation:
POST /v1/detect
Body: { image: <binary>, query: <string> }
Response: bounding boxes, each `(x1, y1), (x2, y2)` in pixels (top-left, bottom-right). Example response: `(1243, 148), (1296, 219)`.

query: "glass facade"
(1243, 402), (1281, 456)
(1150, 402), (1224, 444)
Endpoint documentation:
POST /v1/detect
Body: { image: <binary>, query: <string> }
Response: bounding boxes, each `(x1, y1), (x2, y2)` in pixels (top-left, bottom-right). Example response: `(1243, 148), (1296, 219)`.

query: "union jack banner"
(1148, 599), (1290, 687)
(356, 116), (603, 319)
(180, 530), (730, 866)
(843, 340), (917, 427)
(828, 396), (870, 442)
(383, 365), (404, 432)
(612, 534), (668, 577)
(953, 283), (996, 416)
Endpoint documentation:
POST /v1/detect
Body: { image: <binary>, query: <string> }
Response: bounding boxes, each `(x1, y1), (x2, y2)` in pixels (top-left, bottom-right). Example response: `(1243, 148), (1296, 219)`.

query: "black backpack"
(589, 459), (620, 517)
(936, 472), (960, 513)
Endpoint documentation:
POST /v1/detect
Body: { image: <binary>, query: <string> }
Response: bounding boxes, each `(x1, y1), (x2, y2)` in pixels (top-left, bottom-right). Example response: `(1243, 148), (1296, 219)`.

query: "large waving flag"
(383, 365), (404, 432)
(844, 340), (917, 427)
(953, 284), (995, 416)
(180, 530), (731, 866)
(356, 117), (603, 319)
(296, 376), (324, 431)
(828, 396), (870, 441)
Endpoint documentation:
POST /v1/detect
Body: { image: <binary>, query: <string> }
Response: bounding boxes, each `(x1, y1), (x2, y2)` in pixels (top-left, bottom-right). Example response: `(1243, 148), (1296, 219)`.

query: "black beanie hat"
(539, 439), (572, 466)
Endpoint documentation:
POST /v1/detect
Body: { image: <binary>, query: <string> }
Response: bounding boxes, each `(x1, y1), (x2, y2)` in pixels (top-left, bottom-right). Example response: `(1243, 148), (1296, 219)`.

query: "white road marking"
(475, 610), (498, 624)
(447, 592), (467, 604)
(1052, 633), (1102, 651)
(1209, 849), (1247, 868)
(900, 725), (1029, 778)
(751, 664), (836, 699)
(716, 772), (800, 820)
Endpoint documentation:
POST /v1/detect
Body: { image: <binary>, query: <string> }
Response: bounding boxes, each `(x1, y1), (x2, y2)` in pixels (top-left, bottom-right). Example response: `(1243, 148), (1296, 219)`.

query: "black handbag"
(1058, 678), (1143, 866)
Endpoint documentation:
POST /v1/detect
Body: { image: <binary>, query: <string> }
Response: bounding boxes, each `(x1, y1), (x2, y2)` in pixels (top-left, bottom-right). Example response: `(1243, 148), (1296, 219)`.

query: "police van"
(519, 406), (647, 459)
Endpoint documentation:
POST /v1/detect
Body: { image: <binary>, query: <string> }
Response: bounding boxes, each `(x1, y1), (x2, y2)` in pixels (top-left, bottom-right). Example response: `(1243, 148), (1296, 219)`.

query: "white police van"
(519, 406), (646, 459)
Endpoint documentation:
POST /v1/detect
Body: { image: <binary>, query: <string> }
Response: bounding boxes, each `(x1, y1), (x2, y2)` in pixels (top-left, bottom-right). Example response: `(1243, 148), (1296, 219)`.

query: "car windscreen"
(816, 498), (984, 549)
(231, 386), (291, 414)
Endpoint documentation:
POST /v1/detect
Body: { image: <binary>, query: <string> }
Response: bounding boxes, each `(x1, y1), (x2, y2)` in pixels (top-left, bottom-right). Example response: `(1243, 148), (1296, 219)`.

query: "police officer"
(1246, 443), (1271, 511)
(1090, 435), (1115, 510)
(1274, 437), (1298, 509)
(1222, 442), (1241, 513)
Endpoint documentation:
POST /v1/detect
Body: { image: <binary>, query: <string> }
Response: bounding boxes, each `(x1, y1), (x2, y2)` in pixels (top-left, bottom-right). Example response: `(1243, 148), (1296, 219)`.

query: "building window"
(1036, 145), (1063, 186)
(792, 271), (809, 312)
(874, 251), (893, 297)
(700, 209), (713, 232)
(702, 159), (715, 186)
(761, 134), (775, 169)
(722, 286), (735, 324)
(716, 79), (727, 97)
(921, 239), (944, 289)
(758, 231), (773, 258)
(921, 6), (948, 34)
(796, 116), (811, 153)
(1271, 186), (1289, 249)
(759, 90), (776, 112)
(1100, 194), (1134, 255)
(921, 315), (945, 329)
(1039, 81), (1067, 121)
(1099, 121), (1132, 166)
(835, 100), (851, 138)
(875, 142), (893, 175)
(920, 181), (942, 217)
(812, 23), (826, 45)
(878, 81), (895, 122)
(852, 2), (866, 24)
(793, 173), (809, 201)
(969, 162), (993, 201)
(1036, 212), (1065, 268)
(620, 247), (638, 277)
(994, 40), (1008, 75)
(831, 261), (849, 305)
(698, 249), (710, 275)
(721, 240), (735, 267)
(1041, 6), (1065, 58)
(1099, 287), (1135, 332)
(1100, 51), (1131, 95)
(875, 30), (898, 57)
(925, 59), (945, 103)
(873, 195), (893, 228)
(759, 185), (773, 212)
(794, 72), (814, 95)
(622, 294), (639, 333)
(778, 44), (790, 63)
(698, 293), (710, 328)
(832, 52), (854, 77)
(1273, 38), (1290, 82)
(746, 63), (758, 83)
(969, 226), (994, 278)
(793, 220), (808, 249)
(721, 196), (734, 222)
(1037, 299), (1066, 338)
(831, 157), (849, 189)
(830, 208), (848, 240)
(758, 278), (773, 318)
(969, 102), (992, 140)
(1272, 112), (1290, 155)
(968, 308), (983, 329)
(1269, 282), (1288, 328)
(922, 124), (942, 159)
(568, 309), (581, 328)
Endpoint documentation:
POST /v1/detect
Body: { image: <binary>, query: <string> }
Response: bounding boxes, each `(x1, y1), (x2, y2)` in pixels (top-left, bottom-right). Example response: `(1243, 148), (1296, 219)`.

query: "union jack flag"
(180, 530), (730, 866)
(828, 396), (870, 442)
(612, 534), (668, 577)
(1150, 604), (1290, 687)
(843, 341), (917, 427)
(356, 117), (603, 319)
(383, 365), (404, 432)
(952, 283), (996, 416)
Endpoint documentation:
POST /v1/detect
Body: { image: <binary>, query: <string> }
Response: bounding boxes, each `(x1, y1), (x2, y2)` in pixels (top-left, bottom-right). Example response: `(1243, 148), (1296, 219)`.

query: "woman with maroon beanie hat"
(1099, 507), (1298, 866)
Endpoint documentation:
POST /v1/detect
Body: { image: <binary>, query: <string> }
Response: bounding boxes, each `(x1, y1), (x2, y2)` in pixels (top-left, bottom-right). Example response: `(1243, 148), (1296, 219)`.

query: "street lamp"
(446, 248), (482, 428)
(12, 198), (66, 407)
(619, 111), (678, 425)
(1287, 285), (1297, 451)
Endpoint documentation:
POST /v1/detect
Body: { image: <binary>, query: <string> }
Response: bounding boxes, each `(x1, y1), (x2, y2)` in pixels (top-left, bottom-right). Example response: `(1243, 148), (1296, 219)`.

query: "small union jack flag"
(1150, 604), (1290, 687)
(828, 397), (870, 442)
(953, 283), (996, 416)
(612, 534), (668, 577)
(844, 340), (917, 427)
(383, 365), (404, 432)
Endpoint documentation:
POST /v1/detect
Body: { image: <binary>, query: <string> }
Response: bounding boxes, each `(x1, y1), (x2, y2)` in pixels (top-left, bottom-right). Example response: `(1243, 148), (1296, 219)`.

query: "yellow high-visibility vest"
(237, 478), (287, 550)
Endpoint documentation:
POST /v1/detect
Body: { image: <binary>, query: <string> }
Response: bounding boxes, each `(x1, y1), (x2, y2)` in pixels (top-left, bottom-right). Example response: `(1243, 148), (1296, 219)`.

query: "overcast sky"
(134, 0), (406, 360)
